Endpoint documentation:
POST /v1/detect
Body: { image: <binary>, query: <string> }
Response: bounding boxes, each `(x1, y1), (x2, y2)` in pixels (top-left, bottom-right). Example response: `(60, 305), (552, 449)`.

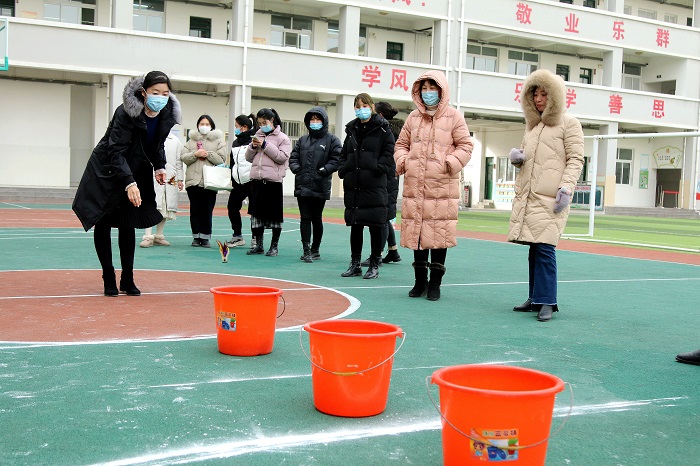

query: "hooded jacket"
(508, 69), (585, 247)
(181, 128), (227, 189)
(245, 125), (291, 183)
(154, 132), (184, 213)
(72, 76), (182, 231)
(395, 70), (473, 250)
(338, 113), (396, 227)
(289, 106), (343, 200)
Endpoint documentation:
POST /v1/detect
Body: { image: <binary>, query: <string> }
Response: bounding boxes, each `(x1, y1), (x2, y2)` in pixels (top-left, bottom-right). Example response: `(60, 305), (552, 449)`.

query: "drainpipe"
(241, 0), (250, 115)
(456, 0), (465, 112)
(444, 0), (452, 89)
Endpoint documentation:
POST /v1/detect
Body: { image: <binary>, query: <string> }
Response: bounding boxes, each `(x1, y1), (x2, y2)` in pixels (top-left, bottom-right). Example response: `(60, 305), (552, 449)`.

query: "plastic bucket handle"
(425, 375), (574, 451)
(277, 295), (286, 319)
(299, 325), (406, 376)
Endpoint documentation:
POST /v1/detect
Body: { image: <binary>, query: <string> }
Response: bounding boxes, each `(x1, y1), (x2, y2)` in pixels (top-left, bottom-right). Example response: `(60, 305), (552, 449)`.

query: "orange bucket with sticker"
(430, 365), (566, 465)
(210, 286), (283, 356)
(303, 319), (404, 417)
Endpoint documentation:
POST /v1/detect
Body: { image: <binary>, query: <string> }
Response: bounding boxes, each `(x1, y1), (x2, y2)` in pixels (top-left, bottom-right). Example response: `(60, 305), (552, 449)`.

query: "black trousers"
(227, 180), (250, 236)
(350, 224), (383, 257)
(297, 196), (326, 247)
(414, 248), (447, 265)
(187, 185), (218, 239)
(94, 220), (135, 273)
(382, 220), (397, 248)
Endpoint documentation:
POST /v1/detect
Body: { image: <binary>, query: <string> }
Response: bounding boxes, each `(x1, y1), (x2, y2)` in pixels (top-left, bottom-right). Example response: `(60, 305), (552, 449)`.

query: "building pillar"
(228, 85), (252, 148)
(606, 0), (624, 13)
(230, 0), (252, 42)
(111, 0), (132, 29)
(338, 6), (360, 55)
(598, 123), (619, 207)
(694, 0), (700, 28)
(432, 19), (448, 67)
(108, 75), (131, 118)
(602, 48), (623, 89)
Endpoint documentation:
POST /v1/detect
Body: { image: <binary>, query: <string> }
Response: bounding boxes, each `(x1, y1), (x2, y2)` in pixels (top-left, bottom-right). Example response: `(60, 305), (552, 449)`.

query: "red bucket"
(210, 285), (283, 356)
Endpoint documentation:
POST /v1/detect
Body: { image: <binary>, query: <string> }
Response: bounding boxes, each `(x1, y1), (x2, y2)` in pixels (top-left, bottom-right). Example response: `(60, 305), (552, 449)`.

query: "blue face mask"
(421, 91), (440, 106)
(145, 94), (168, 112)
(309, 122), (323, 131)
(234, 128), (242, 136)
(355, 108), (372, 121)
(261, 125), (274, 134)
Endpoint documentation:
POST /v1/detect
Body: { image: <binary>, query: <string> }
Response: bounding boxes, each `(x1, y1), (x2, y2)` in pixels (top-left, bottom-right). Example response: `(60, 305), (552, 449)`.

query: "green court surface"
(1, 203), (699, 465)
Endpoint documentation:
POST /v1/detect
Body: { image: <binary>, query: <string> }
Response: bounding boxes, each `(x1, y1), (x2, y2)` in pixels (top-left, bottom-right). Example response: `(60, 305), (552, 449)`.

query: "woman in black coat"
(289, 106), (342, 263)
(337, 93), (396, 279)
(72, 71), (181, 296)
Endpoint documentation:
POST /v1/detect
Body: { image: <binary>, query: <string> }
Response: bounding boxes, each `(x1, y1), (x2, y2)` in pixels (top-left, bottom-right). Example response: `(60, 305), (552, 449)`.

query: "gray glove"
(553, 187), (572, 213)
(509, 148), (526, 165)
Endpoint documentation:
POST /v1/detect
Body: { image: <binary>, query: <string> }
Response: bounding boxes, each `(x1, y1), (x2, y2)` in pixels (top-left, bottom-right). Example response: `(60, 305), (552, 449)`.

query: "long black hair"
(257, 108), (283, 129)
(235, 114), (257, 132)
(197, 114), (215, 130)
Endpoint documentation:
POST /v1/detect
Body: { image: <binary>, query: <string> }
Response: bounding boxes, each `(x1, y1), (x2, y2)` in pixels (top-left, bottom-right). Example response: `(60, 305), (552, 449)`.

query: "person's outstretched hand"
(553, 187), (572, 213)
(509, 148), (526, 165)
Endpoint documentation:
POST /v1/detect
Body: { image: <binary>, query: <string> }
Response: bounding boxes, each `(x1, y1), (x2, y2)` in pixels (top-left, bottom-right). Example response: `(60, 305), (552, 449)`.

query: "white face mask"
(199, 126), (211, 135)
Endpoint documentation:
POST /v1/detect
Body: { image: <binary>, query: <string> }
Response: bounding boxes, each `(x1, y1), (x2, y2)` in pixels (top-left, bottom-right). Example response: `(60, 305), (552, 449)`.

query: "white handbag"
(203, 165), (233, 191)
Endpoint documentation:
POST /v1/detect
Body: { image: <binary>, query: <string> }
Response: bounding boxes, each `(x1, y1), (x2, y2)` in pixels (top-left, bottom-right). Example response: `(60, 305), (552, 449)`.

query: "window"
(622, 63), (641, 90)
(327, 21), (367, 55)
(664, 14), (677, 24)
(582, 0), (596, 8)
(386, 42), (403, 61)
(579, 67), (592, 84)
(687, 17), (693, 27)
(638, 9), (657, 20)
(559, 0), (573, 3)
(616, 149), (633, 185)
(466, 44), (497, 72)
(271, 15), (311, 50)
(1, 0), (15, 16)
(497, 157), (518, 182)
(133, 0), (164, 33)
(44, 0), (95, 25)
(623, 6), (632, 15)
(556, 64), (570, 81)
(507, 51), (538, 76)
(189, 17), (211, 38)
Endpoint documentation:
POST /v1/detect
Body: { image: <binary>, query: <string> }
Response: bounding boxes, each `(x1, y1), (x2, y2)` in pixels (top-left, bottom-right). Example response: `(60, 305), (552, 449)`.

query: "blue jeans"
(528, 243), (557, 305)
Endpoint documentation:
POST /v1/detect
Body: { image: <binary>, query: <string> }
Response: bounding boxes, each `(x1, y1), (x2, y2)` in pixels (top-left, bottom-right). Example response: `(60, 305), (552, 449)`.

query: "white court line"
(93, 396), (688, 465)
(0, 202), (31, 209)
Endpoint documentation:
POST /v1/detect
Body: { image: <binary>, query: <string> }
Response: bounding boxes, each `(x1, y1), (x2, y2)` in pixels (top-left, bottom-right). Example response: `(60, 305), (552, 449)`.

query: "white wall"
(0, 80), (71, 188)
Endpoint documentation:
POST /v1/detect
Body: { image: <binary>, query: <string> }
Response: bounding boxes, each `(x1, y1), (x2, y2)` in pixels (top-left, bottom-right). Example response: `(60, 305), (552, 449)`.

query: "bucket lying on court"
(303, 319), (404, 417)
(430, 364), (565, 466)
(210, 285), (283, 356)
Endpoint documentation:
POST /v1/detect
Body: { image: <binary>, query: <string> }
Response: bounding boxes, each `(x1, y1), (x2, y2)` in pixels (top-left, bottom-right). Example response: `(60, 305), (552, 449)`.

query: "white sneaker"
(226, 235), (246, 247)
(140, 235), (154, 248)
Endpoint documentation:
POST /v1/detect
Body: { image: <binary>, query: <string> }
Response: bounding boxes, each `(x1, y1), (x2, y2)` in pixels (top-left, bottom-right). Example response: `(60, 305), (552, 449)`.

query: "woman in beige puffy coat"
(395, 70), (473, 301)
(181, 115), (227, 248)
(508, 69), (584, 322)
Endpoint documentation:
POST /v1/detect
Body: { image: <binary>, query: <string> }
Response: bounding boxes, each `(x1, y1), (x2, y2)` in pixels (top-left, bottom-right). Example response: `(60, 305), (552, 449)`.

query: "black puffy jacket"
(289, 106), (343, 200)
(338, 114), (396, 227)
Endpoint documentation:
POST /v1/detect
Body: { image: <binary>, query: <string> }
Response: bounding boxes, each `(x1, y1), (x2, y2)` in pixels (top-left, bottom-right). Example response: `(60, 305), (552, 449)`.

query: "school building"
(1, 0), (699, 211)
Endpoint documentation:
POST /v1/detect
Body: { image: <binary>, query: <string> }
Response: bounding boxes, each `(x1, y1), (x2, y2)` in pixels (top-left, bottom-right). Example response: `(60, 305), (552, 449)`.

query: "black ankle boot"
(119, 270), (141, 296)
(427, 263), (446, 301)
(246, 236), (264, 255)
(363, 256), (380, 279)
(408, 261), (429, 297)
(382, 249), (401, 263)
(265, 240), (279, 257)
(300, 242), (313, 263)
(513, 298), (534, 312)
(341, 255), (362, 277)
(309, 245), (321, 260)
(102, 267), (118, 297)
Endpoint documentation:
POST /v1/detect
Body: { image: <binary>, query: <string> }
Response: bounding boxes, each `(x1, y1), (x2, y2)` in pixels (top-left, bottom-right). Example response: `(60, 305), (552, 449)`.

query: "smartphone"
(252, 136), (262, 143)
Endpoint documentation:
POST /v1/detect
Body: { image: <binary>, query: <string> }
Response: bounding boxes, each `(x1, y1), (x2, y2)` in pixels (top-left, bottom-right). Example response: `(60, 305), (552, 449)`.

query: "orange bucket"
(210, 285), (283, 356)
(431, 365), (566, 465)
(303, 319), (404, 417)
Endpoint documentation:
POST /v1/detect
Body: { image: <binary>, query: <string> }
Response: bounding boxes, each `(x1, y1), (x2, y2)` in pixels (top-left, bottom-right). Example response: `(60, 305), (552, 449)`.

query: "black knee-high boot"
(427, 263), (446, 301)
(118, 227), (140, 296)
(409, 261), (429, 297)
(94, 222), (118, 296)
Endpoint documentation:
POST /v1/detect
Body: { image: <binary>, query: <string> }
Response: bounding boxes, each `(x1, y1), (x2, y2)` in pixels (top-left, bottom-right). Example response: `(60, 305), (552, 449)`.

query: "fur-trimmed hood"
(187, 128), (224, 142)
(411, 69), (451, 117)
(122, 75), (182, 124)
(520, 69), (566, 131)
